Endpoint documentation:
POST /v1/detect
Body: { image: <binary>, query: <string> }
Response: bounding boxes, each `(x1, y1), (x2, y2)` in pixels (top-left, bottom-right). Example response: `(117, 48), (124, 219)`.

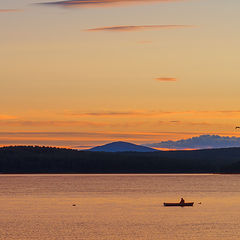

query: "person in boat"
(180, 198), (185, 205)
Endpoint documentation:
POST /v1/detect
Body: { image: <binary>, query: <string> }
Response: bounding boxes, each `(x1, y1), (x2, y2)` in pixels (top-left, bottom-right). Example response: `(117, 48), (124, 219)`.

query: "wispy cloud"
(86, 25), (193, 32)
(63, 110), (188, 118)
(63, 109), (240, 120)
(41, 0), (188, 8)
(155, 77), (177, 81)
(0, 9), (22, 13)
(0, 118), (224, 129)
(66, 110), (153, 117)
(0, 120), (108, 127)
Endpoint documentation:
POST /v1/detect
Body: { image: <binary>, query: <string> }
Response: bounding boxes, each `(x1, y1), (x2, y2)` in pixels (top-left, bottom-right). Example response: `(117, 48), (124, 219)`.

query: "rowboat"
(163, 202), (194, 207)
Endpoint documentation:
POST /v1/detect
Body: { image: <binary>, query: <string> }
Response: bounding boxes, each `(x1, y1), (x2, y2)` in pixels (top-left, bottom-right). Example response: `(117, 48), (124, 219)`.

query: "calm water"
(0, 174), (240, 240)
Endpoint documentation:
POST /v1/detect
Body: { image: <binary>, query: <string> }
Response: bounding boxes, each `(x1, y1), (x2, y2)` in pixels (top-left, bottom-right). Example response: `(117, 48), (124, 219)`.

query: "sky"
(0, 0), (240, 148)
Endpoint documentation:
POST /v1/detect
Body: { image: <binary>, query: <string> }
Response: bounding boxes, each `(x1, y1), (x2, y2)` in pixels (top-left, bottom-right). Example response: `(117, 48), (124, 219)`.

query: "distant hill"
(147, 135), (240, 150)
(89, 141), (157, 152)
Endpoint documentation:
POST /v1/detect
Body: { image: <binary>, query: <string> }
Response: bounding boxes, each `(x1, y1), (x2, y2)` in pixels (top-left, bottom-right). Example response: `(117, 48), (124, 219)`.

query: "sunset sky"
(1, 0), (240, 148)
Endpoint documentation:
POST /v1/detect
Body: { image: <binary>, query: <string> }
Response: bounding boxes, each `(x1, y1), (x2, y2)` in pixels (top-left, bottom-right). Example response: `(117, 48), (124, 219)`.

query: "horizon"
(2, 134), (240, 151)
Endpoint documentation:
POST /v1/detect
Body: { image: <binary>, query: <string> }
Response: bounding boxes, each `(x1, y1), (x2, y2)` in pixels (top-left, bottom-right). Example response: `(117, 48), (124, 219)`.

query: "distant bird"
(236, 126), (240, 129)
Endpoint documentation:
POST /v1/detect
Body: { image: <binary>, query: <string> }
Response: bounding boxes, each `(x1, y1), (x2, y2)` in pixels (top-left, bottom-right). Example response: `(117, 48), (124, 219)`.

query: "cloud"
(147, 135), (240, 150)
(41, 0), (188, 8)
(65, 110), (172, 117)
(1, 117), (229, 132)
(0, 131), (195, 138)
(0, 120), (108, 127)
(0, 9), (22, 13)
(86, 25), (193, 32)
(64, 109), (240, 119)
(0, 119), (149, 128)
(155, 77), (177, 82)
(66, 110), (156, 117)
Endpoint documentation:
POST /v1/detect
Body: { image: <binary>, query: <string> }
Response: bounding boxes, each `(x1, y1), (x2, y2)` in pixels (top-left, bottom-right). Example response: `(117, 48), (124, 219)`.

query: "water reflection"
(0, 174), (239, 240)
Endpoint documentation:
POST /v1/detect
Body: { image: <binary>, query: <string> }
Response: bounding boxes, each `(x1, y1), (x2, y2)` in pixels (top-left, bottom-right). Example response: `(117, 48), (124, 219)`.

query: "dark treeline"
(0, 146), (240, 173)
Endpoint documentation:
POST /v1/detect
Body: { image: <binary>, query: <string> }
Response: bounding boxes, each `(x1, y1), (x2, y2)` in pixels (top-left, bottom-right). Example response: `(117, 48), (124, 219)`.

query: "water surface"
(0, 174), (239, 240)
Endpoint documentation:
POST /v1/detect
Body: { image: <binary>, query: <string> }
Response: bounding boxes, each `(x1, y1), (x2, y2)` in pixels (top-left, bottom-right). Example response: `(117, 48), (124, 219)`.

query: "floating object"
(198, 202), (202, 204)
(163, 202), (194, 207)
(72, 204), (76, 206)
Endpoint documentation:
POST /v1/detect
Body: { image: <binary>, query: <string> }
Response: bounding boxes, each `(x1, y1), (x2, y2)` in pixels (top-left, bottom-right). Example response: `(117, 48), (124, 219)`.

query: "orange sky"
(0, 0), (240, 147)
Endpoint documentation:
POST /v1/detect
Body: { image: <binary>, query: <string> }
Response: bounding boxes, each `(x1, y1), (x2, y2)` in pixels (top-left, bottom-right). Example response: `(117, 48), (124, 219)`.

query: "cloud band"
(41, 0), (187, 8)
(86, 25), (193, 32)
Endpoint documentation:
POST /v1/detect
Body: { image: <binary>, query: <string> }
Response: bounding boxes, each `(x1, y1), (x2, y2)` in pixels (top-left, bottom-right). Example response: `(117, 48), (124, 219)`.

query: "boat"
(163, 202), (194, 207)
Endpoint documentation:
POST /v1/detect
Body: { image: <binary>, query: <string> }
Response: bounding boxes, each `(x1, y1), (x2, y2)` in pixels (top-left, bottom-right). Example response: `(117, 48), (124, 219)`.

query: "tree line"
(0, 146), (240, 173)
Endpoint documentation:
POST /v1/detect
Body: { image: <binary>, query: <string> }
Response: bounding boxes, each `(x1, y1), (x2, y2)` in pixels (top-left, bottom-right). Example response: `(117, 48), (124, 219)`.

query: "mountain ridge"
(89, 141), (157, 152)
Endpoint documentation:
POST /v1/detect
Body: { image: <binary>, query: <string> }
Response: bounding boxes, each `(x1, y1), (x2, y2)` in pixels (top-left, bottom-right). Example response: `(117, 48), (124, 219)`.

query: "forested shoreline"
(0, 146), (240, 174)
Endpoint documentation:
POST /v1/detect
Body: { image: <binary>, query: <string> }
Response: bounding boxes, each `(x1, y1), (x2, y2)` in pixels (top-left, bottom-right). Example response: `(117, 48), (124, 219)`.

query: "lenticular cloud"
(42, 0), (186, 8)
(86, 25), (192, 32)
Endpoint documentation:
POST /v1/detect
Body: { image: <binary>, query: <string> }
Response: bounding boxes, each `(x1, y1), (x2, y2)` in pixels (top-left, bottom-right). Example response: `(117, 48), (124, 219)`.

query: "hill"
(0, 146), (240, 173)
(89, 141), (157, 152)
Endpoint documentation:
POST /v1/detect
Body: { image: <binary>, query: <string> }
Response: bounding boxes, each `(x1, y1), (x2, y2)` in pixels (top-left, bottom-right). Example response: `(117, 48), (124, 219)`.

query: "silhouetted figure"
(180, 198), (185, 205)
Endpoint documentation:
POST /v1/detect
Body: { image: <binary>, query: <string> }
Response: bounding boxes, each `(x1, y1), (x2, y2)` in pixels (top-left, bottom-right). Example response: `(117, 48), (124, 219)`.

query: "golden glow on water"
(0, 174), (240, 239)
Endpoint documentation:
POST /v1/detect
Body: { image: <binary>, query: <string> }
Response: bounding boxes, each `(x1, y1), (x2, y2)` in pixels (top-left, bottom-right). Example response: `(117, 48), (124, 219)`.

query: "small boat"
(163, 202), (194, 207)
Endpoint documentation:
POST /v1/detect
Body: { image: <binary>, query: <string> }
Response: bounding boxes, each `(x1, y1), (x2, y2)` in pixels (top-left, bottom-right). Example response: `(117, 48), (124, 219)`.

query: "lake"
(0, 174), (239, 240)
